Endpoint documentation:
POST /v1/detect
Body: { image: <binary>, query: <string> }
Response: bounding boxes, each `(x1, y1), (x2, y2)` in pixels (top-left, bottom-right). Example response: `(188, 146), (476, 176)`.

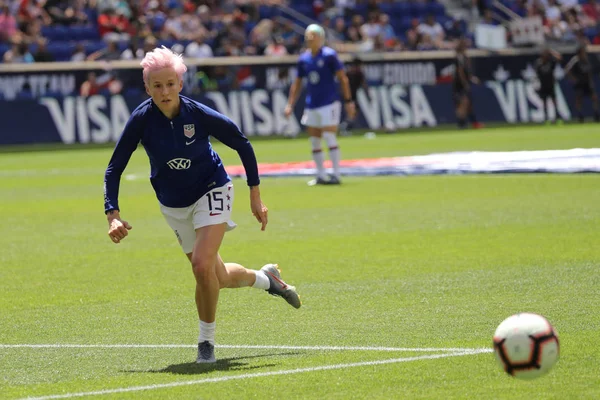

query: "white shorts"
(159, 182), (236, 254)
(301, 101), (341, 128)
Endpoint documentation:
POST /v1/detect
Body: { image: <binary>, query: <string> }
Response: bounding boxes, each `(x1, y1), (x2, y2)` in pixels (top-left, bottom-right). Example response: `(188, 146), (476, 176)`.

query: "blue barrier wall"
(0, 52), (597, 145)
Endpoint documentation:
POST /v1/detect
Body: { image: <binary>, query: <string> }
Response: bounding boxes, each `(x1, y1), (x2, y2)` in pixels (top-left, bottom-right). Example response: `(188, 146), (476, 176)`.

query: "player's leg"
(467, 96), (483, 129)
(321, 102), (342, 183)
(456, 93), (468, 128)
(302, 107), (327, 184)
(188, 223), (225, 363)
(211, 255), (301, 308)
(574, 86), (584, 122)
(542, 92), (551, 123)
(307, 126), (328, 185)
(321, 124), (341, 184)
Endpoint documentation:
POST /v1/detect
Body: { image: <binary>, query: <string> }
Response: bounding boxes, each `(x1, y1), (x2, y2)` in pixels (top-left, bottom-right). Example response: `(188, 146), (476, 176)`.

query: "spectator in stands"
(120, 42), (144, 59)
(87, 39), (121, 61)
(332, 16), (348, 41)
(19, 16), (42, 43)
(264, 35), (288, 56)
(335, 0), (355, 18)
(162, 6), (206, 42)
(33, 37), (54, 62)
(481, 9), (498, 25)
(45, 0), (88, 26)
(582, 0), (600, 22)
(196, 4), (215, 33)
(404, 18), (421, 50)
(97, 7), (131, 42)
(286, 33), (302, 54)
(142, 35), (158, 55)
(71, 42), (86, 61)
(418, 14), (445, 48)
(249, 18), (274, 45)
(445, 19), (465, 42)
(17, 0), (52, 27)
(280, 19), (298, 43)
(2, 41), (34, 63)
(0, 3), (20, 43)
(558, 0), (578, 11)
(346, 14), (364, 42)
(360, 11), (382, 41)
(186, 35), (214, 58)
(379, 14), (395, 44)
(545, 0), (561, 24)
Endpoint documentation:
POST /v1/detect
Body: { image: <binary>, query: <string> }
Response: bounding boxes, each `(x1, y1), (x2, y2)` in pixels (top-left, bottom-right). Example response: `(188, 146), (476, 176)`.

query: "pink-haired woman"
(103, 46), (301, 364)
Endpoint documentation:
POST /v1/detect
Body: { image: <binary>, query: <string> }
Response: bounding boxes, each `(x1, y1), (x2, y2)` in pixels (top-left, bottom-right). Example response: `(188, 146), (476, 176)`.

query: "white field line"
(19, 349), (490, 400)
(0, 344), (492, 353)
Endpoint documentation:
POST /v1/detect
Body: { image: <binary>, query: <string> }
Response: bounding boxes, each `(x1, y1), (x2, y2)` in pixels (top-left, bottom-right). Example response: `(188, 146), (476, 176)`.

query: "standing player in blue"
(284, 24), (356, 185)
(104, 47), (301, 364)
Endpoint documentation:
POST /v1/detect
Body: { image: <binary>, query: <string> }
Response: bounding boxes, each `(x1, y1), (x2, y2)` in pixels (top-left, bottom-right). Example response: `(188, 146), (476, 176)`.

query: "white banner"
(509, 17), (545, 46)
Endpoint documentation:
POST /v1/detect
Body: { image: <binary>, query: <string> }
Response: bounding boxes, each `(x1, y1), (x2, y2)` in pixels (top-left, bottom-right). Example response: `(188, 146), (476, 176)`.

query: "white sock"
(322, 132), (341, 178)
(252, 270), (270, 290)
(310, 136), (327, 179)
(198, 320), (215, 345)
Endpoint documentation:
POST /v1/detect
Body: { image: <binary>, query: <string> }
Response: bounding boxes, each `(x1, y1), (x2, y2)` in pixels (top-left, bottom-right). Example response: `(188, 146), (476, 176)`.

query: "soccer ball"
(493, 313), (559, 380)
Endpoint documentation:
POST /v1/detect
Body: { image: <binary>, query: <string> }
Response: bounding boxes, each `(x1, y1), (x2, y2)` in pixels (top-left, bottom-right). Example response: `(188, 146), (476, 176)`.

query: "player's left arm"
(550, 49), (562, 61)
(207, 112), (268, 231)
(336, 69), (356, 119)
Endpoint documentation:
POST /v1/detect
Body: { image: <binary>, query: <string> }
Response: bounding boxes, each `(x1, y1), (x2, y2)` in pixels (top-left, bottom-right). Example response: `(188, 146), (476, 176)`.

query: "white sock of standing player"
(322, 132), (340, 179)
(310, 136), (327, 180)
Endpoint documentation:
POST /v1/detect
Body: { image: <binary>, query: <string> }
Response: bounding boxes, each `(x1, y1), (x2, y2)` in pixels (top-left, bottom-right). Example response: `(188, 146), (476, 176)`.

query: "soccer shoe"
(328, 175), (342, 185)
(261, 264), (302, 309)
(472, 122), (485, 129)
(307, 177), (329, 186)
(196, 341), (216, 364)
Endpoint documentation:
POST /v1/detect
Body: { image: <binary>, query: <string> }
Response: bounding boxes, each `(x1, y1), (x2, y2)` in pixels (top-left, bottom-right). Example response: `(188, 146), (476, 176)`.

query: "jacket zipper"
(170, 121), (177, 146)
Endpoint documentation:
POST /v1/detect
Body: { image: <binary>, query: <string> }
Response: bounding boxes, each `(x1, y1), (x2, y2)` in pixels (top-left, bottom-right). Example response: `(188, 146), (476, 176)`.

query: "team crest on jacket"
(183, 124), (195, 138)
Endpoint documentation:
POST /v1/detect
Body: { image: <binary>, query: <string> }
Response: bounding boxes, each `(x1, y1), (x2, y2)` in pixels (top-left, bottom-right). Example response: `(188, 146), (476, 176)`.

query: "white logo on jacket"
(167, 158), (192, 170)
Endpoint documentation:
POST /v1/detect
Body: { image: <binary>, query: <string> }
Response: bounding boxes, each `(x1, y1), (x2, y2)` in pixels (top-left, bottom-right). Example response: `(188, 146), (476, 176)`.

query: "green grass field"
(1, 125), (599, 399)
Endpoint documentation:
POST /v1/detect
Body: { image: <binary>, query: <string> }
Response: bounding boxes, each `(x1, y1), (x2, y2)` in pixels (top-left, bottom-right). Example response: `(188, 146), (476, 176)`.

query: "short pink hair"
(140, 46), (187, 84)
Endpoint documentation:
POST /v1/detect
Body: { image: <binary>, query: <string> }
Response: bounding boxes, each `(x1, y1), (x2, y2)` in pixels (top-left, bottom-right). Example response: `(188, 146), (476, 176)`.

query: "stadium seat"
(68, 26), (100, 41)
(47, 42), (76, 60)
(410, 2), (427, 17)
(41, 26), (69, 41)
(427, 2), (446, 17)
(84, 40), (106, 54)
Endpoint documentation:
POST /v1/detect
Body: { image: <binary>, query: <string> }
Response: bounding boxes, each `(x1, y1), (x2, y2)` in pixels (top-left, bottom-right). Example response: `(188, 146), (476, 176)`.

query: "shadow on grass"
(126, 351), (300, 375)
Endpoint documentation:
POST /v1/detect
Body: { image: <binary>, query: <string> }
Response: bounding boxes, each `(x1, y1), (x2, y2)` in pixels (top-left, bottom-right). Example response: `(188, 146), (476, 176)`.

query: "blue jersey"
(104, 95), (260, 212)
(297, 46), (344, 109)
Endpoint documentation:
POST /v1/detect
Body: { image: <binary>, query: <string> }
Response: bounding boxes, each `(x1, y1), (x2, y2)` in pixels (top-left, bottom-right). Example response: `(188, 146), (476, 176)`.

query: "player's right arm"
(284, 77), (303, 118)
(104, 111), (144, 243)
(285, 58), (306, 118)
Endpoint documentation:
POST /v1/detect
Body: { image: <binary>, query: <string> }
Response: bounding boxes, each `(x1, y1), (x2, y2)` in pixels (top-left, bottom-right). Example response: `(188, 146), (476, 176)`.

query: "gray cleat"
(261, 264), (302, 309)
(196, 341), (216, 364)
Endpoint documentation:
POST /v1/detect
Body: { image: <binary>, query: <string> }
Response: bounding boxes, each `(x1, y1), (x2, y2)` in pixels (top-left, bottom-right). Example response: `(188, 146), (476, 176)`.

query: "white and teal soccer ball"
(493, 313), (559, 380)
